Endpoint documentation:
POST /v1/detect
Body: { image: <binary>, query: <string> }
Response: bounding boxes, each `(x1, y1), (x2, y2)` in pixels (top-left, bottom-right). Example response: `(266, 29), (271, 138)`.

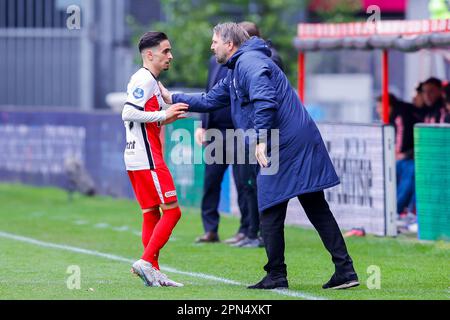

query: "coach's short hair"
(138, 31), (168, 52)
(213, 22), (250, 47)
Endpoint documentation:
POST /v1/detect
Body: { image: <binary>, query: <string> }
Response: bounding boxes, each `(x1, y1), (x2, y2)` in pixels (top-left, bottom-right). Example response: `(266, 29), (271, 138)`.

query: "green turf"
(0, 184), (448, 300)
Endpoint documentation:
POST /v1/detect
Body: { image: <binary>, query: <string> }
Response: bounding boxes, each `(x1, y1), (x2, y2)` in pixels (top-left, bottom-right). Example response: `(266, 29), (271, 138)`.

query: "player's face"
(211, 33), (232, 65)
(151, 40), (173, 72)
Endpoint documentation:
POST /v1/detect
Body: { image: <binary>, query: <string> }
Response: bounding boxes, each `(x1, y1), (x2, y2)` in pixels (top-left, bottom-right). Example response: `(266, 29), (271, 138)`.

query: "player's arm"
(159, 76), (231, 113)
(122, 75), (168, 123)
(122, 103), (187, 124)
(122, 103), (166, 123)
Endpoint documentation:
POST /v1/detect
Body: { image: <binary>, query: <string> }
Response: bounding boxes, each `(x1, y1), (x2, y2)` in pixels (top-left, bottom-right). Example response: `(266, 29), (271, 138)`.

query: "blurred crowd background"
(1, 0), (449, 123)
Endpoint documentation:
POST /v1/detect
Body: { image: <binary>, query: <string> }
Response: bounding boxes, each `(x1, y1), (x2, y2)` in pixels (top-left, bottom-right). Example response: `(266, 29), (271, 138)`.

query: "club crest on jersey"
(133, 88), (144, 99)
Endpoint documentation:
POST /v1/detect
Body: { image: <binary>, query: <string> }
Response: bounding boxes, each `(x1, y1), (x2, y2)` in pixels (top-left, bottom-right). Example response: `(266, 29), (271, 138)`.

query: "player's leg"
(140, 167), (183, 287)
(142, 201), (180, 266)
(141, 201), (183, 287)
(142, 207), (161, 247)
(131, 207), (161, 286)
(141, 207), (161, 270)
(127, 170), (164, 287)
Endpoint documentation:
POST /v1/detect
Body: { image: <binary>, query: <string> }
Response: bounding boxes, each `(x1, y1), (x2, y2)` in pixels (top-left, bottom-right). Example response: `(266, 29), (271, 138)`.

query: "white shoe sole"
(161, 281), (184, 287)
(330, 280), (360, 290)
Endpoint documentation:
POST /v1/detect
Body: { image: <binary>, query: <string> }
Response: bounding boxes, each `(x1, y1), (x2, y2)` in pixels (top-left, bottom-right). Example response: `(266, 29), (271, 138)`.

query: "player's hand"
(194, 128), (206, 146)
(162, 103), (188, 125)
(158, 81), (173, 104)
(255, 143), (269, 168)
(166, 103), (188, 118)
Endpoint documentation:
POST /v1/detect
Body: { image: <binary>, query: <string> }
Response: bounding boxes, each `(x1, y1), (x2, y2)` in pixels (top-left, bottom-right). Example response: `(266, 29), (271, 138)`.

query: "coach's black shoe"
(322, 273), (359, 290)
(248, 275), (288, 290)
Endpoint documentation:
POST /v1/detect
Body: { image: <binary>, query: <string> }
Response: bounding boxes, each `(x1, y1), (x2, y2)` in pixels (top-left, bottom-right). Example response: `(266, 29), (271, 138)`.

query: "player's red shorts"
(127, 165), (178, 209)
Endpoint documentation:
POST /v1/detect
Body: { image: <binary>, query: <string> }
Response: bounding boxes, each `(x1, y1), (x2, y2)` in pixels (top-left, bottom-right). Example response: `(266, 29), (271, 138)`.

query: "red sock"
(142, 210), (161, 269)
(142, 210), (161, 248)
(142, 207), (181, 269)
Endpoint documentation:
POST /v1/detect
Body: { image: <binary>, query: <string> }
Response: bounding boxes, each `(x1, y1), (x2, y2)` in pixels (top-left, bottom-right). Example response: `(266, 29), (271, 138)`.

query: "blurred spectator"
(422, 77), (446, 123)
(411, 82), (427, 122)
(444, 83), (450, 123)
(238, 21), (285, 72)
(227, 21), (285, 248)
(194, 55), (244, 244)
(412, 82), (425, 109)
(376, 94), (418, 219)
(195, 21), (283, 247)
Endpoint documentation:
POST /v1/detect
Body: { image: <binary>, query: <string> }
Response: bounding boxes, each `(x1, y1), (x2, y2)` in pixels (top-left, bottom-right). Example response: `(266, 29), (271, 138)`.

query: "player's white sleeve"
(126, 71), (153, 108)
(122, 104), (167, 123)
(123, 69), (167, 123)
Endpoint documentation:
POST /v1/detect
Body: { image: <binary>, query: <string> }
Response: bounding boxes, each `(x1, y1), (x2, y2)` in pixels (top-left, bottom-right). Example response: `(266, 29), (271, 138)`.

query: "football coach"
(159, 22), (359, 290)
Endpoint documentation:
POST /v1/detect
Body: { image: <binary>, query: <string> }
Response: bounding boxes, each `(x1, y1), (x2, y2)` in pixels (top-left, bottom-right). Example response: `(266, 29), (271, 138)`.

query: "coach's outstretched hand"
(158, 81), (173, 104)
(162, 103), (188, 125)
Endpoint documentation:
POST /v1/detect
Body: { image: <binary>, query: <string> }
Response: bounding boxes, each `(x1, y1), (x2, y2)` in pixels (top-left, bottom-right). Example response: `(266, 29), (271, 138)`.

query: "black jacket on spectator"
(267, 40), (284, 73)
(411, 105), (428, 122)
(424, 98), (446, 123)
(391, 101), (421, 159)
(445, 113), (450, 124)
(200, 56), (234, 130)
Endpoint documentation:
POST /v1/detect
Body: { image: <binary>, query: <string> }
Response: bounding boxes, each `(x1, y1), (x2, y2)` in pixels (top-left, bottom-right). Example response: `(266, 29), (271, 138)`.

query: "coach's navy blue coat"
(173, 37), (339, 211)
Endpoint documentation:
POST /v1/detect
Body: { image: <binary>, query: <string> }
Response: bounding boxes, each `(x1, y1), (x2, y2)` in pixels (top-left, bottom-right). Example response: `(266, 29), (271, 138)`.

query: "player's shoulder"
(129, 68), (156, 88)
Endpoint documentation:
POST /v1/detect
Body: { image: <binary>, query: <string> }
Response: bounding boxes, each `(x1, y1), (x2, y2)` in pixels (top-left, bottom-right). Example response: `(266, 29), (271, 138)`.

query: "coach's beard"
(215, 53), (228, 65)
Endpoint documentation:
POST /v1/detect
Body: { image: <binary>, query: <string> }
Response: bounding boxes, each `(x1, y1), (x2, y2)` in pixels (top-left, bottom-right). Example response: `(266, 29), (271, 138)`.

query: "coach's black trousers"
(260, 191), (356, 279)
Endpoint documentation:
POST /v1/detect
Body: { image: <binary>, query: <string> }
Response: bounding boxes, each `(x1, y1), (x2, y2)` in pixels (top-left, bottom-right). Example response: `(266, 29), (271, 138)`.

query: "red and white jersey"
(123, 68), (167, 171)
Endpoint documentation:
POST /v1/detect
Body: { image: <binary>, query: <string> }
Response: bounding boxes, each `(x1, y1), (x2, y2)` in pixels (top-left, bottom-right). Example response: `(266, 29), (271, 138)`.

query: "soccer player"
(122, 31), (188, 287)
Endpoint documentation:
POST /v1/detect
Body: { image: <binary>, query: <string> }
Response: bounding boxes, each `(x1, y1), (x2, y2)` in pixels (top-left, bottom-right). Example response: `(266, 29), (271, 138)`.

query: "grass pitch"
(0, 184), (448, 300)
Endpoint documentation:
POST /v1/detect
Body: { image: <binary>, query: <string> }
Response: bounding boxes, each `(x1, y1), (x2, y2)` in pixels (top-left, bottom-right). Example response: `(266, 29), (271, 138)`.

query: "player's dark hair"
(423, 77), (443, 89)
(138, 32), (168, 53)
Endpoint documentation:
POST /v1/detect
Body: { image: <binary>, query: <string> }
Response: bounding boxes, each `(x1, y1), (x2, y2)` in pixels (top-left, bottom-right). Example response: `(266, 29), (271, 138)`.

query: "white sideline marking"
(112, 226), (130, 232)
(72, 220), (176, 241)
(94, 223), (110, 229)
(0, 231), (325, 300)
